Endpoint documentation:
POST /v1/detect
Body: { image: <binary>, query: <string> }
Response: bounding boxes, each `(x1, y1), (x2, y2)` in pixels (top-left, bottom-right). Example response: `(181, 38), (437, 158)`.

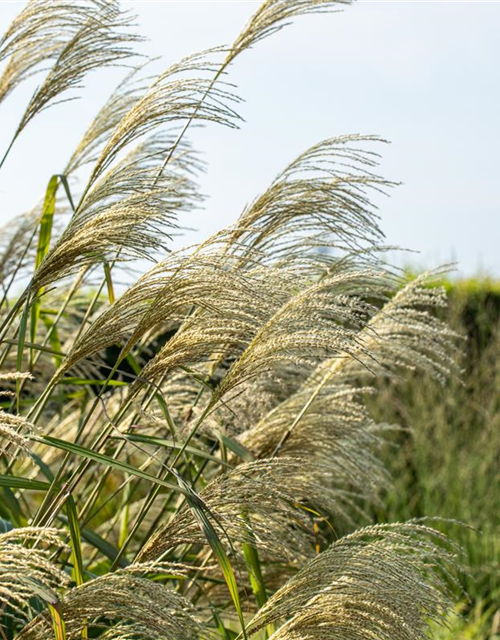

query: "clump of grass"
(0, 1), (467, 640)
(366, 286), (500, 632)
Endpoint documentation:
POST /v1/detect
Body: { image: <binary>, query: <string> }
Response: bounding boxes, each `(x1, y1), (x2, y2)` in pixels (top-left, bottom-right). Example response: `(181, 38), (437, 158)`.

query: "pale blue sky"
(0, 1), (499, 277)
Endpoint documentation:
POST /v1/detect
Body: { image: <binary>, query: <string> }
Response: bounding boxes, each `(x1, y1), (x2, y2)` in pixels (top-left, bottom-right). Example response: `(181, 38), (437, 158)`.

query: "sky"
(0, 0), (499, 278)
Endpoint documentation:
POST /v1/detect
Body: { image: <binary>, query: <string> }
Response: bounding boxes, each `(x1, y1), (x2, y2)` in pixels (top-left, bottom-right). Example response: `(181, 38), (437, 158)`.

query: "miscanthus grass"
(0, 2), (464, 639)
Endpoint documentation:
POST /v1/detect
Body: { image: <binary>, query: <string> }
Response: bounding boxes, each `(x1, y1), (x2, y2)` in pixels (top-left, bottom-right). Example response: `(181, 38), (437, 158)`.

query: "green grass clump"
(429, 601), (500, 640)
(366, 284), (500, 636)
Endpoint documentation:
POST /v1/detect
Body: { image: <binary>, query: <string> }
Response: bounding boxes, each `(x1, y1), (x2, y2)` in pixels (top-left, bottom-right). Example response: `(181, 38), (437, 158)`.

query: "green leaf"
(0, 474), (51, 491)
(175, 474), (248, 640)
(57, 174), (76, 213)
(154, 392), (179, 439)
(212, 610), (239, 640)
(66, 496), (84, 586)
(0, 487), (27, 525)
(30, 453), (55, 485)
(0, 518), (13, 533)
(220, 435), (254, 462)
(20, 576), (59, 605)
(125, 352), (141, 376)
(16, 293), (31, 411)
(58, 514), (129, 568)
(242, 541), (268, 609)
(40, 311), (64, 368)
(81, 528), (128, 568)
(59, 377), (126, 387)
(35, 175), (58, 270)
(117, 433), (230, 468)
(103, 260), (115, 304)
(2, 337), (65, 358)
(49, 603), (67, 640)
(31, 434), (193, 499)
(31, 175), (59, 364)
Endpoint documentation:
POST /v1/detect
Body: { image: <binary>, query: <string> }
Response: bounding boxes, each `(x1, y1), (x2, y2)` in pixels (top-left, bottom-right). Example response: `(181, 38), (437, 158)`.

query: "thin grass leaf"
(16, 295), (31, 412)
(118, 482), (131, 550)
(243, 540), (268, 609)
(117, 433), (230, 467)
(57, 175), (76, 212)
(48, 603), (67, 640)
(58, 515), (128, 568)
(31, 434), (194, 500)
(30, 175), (58, 365)
(34, 177), (59, 271)
(66, 496), (84, 586)
(40, 313), (64, 368)
(0, 486), (27, 526)
(103, 260), (115, 305)
(176, 473), (248, 640)
(58, 377), (126, 387)
(0, 475), (50, 492)
(220, 435), (254, 463)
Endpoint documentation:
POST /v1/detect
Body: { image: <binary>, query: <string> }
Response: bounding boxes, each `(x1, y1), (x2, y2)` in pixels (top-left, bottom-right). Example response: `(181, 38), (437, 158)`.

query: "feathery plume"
(30, 189), (173, 291)
(226, 135), (392, 271)
(338, 266), (462, 383)
(247, 522), (458, 639)
(59, 135), (393, 386)
(65, 64), (152, 175)
(77, 131), (202, 218)
(236, 268), (458, 518)
(0, 410), (38, 458)
(58, 232), (291, 376)
(0, 372), (34, 383)
(239, 382), (390, 520)
(229, 1), (352, 62)
(128, 135), (397, 395)
(211, 268), (392, 401)
(138, 458), (324, 564)
(0, 1), (139, 135)
(17, 567), (208, 640)
(0, 209), (39, 288)
(88, 49), (242, 187)
(0, 528), (68, 627)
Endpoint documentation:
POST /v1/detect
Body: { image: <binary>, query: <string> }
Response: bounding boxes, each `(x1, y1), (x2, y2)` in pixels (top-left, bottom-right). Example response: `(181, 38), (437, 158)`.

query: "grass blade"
(59, 377), (126, 387)
(57, 174), (76, 213)
(31, 434), (193, 499)
(0, 487), (27, 525)
(66, 496), (84, 586)
(103, 260), (115, 304)
(40, 311), (64, 368)
(0, 474), (50, 491)
(242, 541), (267, 609)
(220, 435), (254, 463)
(118, 482), (131, 549)
(58, 514), (129, 569)
(35, 176), (58, 271)
(30, 175), (58, 365)
(117, 433), (231, 468)
(48, 603), (67, 640)
(65, 496), (87, 638)
(176, 474), (248, 640)
(16, 294), (30, 412)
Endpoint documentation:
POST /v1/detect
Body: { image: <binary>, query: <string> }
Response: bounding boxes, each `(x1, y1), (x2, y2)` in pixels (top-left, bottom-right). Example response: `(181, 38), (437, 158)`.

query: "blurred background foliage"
(366, 277), (500, 639)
